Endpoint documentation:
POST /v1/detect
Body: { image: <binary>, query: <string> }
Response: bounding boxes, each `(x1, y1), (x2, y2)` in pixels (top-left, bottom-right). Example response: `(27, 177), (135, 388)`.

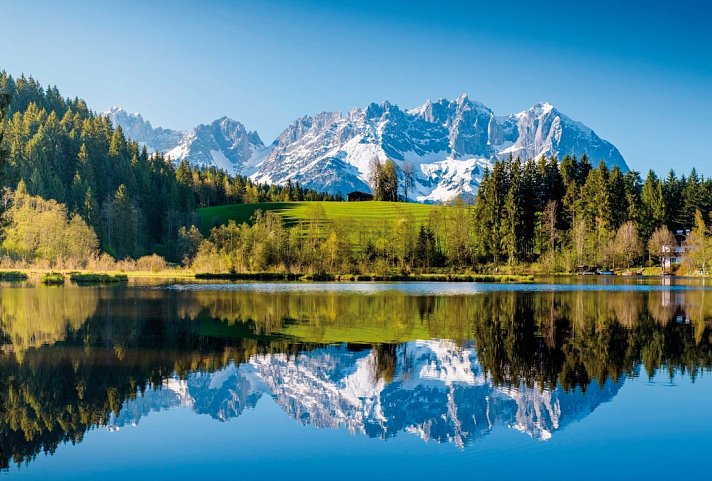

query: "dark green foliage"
(413, 225), (444, 268)
(474, 155), (712, 268)
(69, 272), (128, 283)
(0, 71), (338, 262)
(0, 270), (27, 280)
(40, 272), (65, 285)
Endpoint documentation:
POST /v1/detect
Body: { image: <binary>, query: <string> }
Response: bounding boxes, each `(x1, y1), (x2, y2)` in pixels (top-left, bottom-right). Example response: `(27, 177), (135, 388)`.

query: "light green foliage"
(193, 202), (474, 273)
(0, 71), (336, 263)
(40, 272), (65, 285)
(686, 210), (712, 274)
(198, 201), (438, 236)
(1, 183), (98, 265)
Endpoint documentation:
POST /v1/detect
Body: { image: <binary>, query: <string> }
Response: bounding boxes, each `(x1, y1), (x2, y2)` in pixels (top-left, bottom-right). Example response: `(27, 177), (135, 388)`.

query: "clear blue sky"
(1, 0), (710, 176)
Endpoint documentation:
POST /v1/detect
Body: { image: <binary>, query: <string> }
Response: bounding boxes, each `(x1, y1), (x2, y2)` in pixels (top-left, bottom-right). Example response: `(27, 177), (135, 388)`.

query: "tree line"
(191, 156), (712, 275)
(473, 155), (712, 271)
(4, 71), (712, 273)
(0, 72), (337, 265)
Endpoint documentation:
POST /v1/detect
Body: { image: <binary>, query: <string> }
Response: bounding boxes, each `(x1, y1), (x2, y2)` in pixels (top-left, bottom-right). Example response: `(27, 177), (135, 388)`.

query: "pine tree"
(608, 166), (628, 230)
(640, 170), (665, 240)
(623, 170), (643, 232)
(663, 170), (683, 229)
(0, 89), (11, 224)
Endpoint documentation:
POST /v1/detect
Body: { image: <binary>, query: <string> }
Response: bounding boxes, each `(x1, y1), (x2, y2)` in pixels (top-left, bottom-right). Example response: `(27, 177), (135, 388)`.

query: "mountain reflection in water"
(110, 341), (623, 445)
(0, 282), (711, 470)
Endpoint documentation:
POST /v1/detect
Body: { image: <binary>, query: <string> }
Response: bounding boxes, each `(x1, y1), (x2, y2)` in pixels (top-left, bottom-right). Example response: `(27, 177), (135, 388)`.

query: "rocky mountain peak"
(106, 95), (627, 202)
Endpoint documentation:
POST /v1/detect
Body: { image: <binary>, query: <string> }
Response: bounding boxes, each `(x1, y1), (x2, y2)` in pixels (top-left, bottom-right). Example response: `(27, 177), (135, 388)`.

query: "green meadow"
(198, 201), (445, 234)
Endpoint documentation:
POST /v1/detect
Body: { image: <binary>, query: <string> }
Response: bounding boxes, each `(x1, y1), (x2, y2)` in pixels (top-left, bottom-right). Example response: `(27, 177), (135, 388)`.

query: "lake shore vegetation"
(2, 74), (712, 279)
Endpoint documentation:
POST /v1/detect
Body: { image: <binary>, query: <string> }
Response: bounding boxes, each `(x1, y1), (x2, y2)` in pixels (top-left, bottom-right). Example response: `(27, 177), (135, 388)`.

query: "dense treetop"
(0, 71), (337, 262)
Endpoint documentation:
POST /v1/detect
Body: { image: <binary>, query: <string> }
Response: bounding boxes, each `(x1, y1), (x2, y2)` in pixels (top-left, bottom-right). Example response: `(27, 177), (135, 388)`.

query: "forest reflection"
(0, 284), (711, 468)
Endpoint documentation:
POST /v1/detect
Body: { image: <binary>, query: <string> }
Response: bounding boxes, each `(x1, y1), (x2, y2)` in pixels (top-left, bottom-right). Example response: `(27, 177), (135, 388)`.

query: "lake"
(1, 278), (711, 480)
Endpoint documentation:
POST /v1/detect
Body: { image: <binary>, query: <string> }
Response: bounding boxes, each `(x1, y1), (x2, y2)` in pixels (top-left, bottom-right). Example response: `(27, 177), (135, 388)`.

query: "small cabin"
(662, 229), (691, 270)
(347, 191), (373, 202)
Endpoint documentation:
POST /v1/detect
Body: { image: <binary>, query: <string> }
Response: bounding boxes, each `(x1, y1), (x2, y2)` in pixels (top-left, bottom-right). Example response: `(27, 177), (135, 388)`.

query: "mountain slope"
(255, 95), (627, 202)
(105, 107), (269, 175)
(107, 96), (627, 202)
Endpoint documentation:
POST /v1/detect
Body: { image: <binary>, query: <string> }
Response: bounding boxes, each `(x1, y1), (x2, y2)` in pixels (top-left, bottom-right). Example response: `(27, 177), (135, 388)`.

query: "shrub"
(135, 254), (168, 272)
(41, 272), (65, 285)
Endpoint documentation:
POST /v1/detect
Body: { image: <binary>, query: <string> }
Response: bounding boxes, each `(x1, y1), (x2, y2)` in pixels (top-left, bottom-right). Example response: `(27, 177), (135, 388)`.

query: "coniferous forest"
(2, 70), (712, 274)
(472, 154), (712, 271)
(0, 72), (338, 267)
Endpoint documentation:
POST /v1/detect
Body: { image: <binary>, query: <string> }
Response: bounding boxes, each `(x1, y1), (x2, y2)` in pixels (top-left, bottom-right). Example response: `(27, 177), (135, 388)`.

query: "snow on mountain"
(104, 107), (268, 176)
(104, 106), (183, 153)
(493, 102), (628, 171)
(105, 96), (627, 202)
(255, 95), (627, 202)
(109, 340), (622, 446)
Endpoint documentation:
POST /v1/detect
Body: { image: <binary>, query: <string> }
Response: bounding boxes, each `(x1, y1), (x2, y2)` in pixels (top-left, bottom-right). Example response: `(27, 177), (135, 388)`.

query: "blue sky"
(1, 0), (710, 176)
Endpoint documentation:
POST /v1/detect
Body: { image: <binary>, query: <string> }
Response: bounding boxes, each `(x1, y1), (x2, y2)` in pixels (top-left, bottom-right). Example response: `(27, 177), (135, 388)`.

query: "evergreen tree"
(663, 170), (683, 229)
(607, 166), (628, 230)
(623, 170), (643, 231)
(0, 89), (11, 224)
(640, 170), (666, 240)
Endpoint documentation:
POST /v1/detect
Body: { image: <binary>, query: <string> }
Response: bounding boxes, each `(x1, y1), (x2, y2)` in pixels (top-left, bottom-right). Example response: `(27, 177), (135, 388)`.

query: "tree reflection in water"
(0, 284), (711, 468)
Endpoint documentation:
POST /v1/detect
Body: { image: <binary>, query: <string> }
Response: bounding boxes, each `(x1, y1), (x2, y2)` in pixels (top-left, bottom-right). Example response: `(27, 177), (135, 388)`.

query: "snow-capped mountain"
(255, 95), (627, 202)
(104, 106), (183, 153)
(104, 107), (269, 175)
(108, 340), (622, 446)
(106, 96), (627, 202)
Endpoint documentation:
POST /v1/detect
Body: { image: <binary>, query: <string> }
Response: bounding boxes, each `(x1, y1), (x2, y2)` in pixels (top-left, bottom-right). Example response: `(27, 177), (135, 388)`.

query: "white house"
(662, 229), (690, 270)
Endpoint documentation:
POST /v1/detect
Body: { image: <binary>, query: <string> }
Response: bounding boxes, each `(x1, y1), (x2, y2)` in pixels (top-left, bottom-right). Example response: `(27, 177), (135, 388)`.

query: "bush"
(0, 270), (28, 280)
(135, 254), (168, 272)
(86, 253), (117, 271)
(70, 273), (128, 283)
(41, 272), (65, 285)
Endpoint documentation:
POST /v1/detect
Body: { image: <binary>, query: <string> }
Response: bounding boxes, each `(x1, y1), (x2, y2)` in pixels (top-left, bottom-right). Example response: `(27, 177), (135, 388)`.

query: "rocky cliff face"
(104, 108), (268, 175)
(253, 95), (627, 202)
(106, 95), (627, 202)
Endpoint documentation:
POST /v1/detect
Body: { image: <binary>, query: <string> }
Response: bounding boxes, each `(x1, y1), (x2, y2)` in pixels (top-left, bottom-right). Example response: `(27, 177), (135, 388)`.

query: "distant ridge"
(106, 96), (627, 202)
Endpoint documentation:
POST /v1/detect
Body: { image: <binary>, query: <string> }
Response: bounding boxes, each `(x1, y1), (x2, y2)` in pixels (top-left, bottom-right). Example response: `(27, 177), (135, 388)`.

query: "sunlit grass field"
(198, 201), (444, 234)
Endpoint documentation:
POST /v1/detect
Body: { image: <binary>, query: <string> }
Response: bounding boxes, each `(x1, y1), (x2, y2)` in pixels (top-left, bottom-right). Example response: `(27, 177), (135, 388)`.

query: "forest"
(191, 156), (712, 275)
(2, 71), (712, 275)
(0, 72), (337, 268)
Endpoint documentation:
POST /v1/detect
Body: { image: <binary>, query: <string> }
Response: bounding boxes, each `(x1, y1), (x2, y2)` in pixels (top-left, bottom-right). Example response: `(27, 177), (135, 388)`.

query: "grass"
(40, 272), (65, 285)
(69, 273), (129, 283)
(0, 270), (28, 281)
(198, 201), (445, 234)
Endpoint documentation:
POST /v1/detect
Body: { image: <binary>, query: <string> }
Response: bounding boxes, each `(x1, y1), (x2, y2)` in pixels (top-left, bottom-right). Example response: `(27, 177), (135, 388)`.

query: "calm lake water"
(1, 278), (711, 480)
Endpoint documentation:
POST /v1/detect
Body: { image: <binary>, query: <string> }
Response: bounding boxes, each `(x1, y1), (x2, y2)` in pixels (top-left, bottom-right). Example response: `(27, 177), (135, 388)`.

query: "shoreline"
(4, 268), (710, 284)
(0, 269), (534, 283)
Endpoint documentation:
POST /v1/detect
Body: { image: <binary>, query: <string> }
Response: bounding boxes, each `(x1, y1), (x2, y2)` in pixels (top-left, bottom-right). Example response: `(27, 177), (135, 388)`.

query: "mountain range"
(108, 340), (622, 446)
(106, 96), (628, 202)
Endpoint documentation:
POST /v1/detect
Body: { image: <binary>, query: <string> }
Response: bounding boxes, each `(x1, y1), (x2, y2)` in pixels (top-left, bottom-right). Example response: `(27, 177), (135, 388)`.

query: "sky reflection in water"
(1, 280), (711, 480)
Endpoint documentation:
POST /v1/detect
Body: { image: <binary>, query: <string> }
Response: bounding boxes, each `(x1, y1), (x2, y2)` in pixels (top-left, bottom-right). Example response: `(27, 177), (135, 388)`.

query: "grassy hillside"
(198, 201), (443, 234)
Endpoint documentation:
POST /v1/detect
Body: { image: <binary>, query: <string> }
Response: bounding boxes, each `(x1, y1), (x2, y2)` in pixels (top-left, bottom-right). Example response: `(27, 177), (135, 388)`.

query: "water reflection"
(0, 282), (711, 469)
(111, 341), (622, 446)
